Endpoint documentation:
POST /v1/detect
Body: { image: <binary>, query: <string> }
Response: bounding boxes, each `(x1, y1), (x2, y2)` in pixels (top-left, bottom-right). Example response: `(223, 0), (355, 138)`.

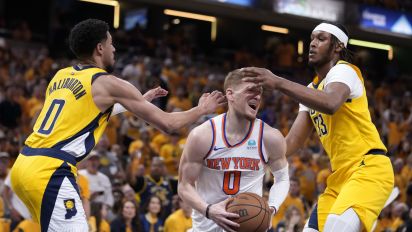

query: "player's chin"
(245, 112), (257, 121)
(308, 59), (315, 66)
(308, 57), (320, 67)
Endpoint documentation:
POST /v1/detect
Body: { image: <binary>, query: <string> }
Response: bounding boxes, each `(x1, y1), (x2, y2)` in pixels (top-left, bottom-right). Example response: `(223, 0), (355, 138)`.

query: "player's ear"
(335, 42), (343, 53)
(226, 88), (234, 101)
(96, 43), (104, 56)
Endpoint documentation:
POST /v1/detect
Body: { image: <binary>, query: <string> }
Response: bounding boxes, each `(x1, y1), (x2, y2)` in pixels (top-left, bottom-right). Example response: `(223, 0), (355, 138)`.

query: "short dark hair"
(69, 19), (109, 59)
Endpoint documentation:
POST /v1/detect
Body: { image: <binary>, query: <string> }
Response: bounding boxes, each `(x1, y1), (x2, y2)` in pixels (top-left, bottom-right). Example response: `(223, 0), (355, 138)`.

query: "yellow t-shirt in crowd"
(271, 194), (305, 228)
(167, 96), (192, 111)
(164, 209), (192, 232)
(89, 216), (111, 232)
(77, 173), (90, 200)
(159, 143), (182, 176)
(13, 219), (40, 232)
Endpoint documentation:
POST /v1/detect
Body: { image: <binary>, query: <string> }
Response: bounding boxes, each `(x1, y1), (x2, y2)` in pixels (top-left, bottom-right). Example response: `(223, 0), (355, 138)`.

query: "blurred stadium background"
(0, 0), (412, 231)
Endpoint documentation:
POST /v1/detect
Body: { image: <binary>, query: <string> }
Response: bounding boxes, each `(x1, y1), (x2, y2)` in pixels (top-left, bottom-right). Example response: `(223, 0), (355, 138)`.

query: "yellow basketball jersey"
(24, 65), (111, 162)
(308, 61), (386, 171)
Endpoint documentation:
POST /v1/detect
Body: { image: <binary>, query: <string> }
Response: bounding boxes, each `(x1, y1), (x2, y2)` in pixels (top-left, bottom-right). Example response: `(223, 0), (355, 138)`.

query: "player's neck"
(79, 57), (103, 69)
(315, 58), (339, 81)
(225, 110), (252, 136)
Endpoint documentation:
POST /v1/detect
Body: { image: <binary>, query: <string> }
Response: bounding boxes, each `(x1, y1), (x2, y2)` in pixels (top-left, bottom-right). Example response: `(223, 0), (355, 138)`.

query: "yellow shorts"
(308, 154), (394, 232)
(10, 147), (88, 231)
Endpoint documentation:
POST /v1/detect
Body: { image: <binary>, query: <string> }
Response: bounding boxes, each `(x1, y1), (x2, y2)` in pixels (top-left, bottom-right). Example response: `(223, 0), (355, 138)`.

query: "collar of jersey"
(222, 113), (254, 148)
(73, 64), (96, 71)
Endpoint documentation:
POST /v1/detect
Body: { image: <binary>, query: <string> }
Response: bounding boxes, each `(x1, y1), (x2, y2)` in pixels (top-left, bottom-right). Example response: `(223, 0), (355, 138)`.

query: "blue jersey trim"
(51, 112), (104, 162)
(73, 64), (95, 71)
(222, 113), (253, 147)
(308, 204), (319, 230)
(21, 146), (77, 166)
(91, 72), (108, 84)
(40, 162), (79, 231)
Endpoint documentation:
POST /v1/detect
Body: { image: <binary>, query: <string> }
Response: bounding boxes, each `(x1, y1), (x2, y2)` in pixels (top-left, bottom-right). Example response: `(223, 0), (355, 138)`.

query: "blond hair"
(223, 69), (243, 91)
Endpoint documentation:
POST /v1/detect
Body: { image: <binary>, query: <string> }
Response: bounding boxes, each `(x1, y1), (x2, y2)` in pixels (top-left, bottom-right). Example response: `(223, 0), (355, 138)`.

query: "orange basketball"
(226, 192), (271, 232)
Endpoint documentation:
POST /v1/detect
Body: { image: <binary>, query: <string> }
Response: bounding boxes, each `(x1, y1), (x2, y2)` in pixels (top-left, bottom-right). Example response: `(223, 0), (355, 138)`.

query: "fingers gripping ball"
(226, 192), (271, 232)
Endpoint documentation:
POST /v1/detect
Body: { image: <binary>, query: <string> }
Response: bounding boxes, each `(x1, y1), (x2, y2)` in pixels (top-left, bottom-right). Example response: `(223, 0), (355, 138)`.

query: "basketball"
(226, 192), (271, 232)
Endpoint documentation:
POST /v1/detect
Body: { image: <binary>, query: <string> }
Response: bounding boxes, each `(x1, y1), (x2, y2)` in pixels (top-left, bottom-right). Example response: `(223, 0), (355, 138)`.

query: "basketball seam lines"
(227, 193), (267, 225)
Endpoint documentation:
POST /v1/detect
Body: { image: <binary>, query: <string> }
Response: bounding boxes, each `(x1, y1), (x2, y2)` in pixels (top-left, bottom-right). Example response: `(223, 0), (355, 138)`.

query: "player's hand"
(268, 206), (276, 230)
(208, 198), (240, 232)
(143, 86), (168, 102)
(197, 91), (227, 114)
(241, 67), (283, 89)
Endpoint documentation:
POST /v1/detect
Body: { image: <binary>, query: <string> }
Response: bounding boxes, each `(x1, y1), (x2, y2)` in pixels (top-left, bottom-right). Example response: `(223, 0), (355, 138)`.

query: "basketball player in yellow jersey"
(10, 19), (225, 232)
(242, 22), (394, 232)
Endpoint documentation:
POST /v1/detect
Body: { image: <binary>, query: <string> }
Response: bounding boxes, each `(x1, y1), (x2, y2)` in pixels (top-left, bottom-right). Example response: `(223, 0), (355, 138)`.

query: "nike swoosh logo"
(213, 146), (226, 151)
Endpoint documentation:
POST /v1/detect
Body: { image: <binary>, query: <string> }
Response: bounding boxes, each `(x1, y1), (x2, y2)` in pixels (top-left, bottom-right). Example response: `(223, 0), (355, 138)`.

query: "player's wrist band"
(206, 204), (213, 219)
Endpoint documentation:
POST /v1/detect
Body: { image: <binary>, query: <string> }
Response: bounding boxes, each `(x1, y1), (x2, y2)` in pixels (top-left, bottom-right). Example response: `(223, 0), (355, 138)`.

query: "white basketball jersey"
(192, 113), (268, 232)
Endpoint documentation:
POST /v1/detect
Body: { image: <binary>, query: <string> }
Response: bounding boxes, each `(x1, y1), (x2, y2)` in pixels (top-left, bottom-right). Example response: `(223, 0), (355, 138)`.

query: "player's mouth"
(309, 50), (316, 57)
(248, 102), (258, 111)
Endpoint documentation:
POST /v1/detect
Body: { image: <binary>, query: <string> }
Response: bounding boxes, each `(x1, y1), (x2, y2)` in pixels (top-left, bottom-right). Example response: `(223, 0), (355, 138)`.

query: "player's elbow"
(323, 102), (340, 115)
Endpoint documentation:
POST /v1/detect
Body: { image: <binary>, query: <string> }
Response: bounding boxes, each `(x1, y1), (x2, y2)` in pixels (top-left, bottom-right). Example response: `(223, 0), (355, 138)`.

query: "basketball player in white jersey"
(178, 69), (290, 232)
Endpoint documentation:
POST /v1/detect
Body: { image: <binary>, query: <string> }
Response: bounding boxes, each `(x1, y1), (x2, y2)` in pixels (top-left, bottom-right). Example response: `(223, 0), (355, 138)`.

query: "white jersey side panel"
(192, 114), (268, 231)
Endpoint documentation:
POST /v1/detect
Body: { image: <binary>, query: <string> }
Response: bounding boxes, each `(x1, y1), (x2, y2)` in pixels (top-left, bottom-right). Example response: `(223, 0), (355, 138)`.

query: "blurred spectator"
(316, 155), (331, 194)
(77, 173), (90, 219)
(272, 177), (308, 229)
(274, 206), (304, 232)
(131, 157), (176, 220)
(110, 200), (142, 232)
(121, 56), (144, 89)
(0, 152), (9, 194)
(94, 136), (124, 179)
(89, 202), (110, 232)
(79, 151), (114, 208)
(127, 128), (157, 178)
(166, 86), (192, 112)
(398, 208), (412, 232)
(0, 85), (22, 130)
(292, 149), (317, 205)
(275, 38), (295, 69)
(159, 132), (183, 176)
(150, 132), (170, 154)
(105, 116), (121, 146)
(122, 184), (137, 204)
(112, 189), (126, 217)
(140, 195), (164, 232)
(394, 158), (408, 202)
(12, 218), (40, 232)
(375, 204), (393, 232)
(391, 202), (409, 231)
(164, 197), (192, 232)
(406, 183), (412, 210)
(12, 21), (32, 41)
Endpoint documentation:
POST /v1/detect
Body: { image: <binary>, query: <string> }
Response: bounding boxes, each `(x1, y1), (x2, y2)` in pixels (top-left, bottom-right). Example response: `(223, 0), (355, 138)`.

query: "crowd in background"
(0, 17), (411, 232)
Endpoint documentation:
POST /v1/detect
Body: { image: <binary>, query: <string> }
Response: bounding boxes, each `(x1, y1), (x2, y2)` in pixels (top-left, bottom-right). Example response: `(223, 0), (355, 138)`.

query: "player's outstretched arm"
(178, 123), (239, 232)
(142, 86), (168, 102)
(263, 124), (289, 217)
(285, 112), (313, 157)
(92, 75), (226, 134)
(111, 86), (168, 116)
(242, 67), (350, 114)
